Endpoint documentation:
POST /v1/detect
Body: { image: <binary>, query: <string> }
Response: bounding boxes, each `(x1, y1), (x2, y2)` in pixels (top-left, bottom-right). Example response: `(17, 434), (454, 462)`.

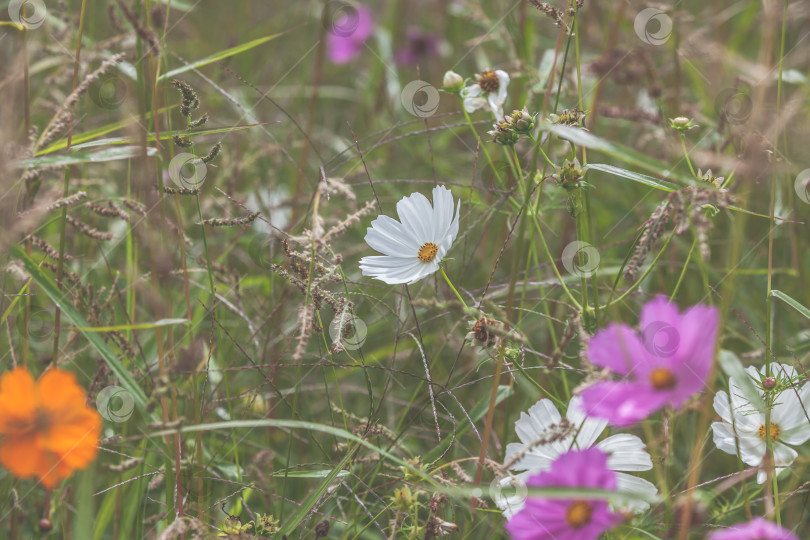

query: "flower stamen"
(649, 368), (678, 390)
(478, 70), (500, 93)
(565, 500), (593, 528)
(757, 422), (781, 441)
(417, 242), (439, 263)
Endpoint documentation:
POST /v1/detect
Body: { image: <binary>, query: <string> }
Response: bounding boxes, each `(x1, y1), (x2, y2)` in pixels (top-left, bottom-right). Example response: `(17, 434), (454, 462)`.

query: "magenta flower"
(326, 5), (374, 64)
(394, 27), (440, 65)
(505, 448), (623, 540)
(708, 517), (799, 540)
(580, 296), (718, 426)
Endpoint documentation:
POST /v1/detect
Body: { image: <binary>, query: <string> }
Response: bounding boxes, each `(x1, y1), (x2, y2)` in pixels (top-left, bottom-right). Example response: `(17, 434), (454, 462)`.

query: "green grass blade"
(770, 290), (810, 320)
(11, 245), (150, 414)
(15, 146), (157, 169)
(158, 33), (284, 82)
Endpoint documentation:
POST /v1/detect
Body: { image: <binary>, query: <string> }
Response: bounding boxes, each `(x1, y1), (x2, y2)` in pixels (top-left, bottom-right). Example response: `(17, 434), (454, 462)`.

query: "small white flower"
(711, 364), (810, 484)
(496, 396), (658, 517)
(359, 185), (460, 285)
(460, 69), (510, 121)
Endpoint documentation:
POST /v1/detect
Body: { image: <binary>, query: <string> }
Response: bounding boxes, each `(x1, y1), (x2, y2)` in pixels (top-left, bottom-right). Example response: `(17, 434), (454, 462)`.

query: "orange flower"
(0, 367), (101, 488)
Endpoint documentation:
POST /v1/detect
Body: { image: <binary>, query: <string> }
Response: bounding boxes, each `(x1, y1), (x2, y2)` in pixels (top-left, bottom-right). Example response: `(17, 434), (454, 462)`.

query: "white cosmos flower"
(496, 396), (658, 518)
(460, 69), (510, 121)
(359, 185), (460, 285)
(711, 364), (810, 484)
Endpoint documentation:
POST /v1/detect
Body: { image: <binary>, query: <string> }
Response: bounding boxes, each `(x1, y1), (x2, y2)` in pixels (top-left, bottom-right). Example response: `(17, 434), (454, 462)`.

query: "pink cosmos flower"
(707, 517), (799, 540)
(326, 5), (374, 64)
(580, 295), (718, 426)
(505, 448), (624, 540)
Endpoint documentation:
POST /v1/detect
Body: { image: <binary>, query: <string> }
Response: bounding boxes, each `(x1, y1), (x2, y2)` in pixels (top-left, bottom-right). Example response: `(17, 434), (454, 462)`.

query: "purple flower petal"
(327, 6), (374, 64)
(581, 381), (672, 426)
(587, 323), (653, 377)
(707, 517), (799, 540)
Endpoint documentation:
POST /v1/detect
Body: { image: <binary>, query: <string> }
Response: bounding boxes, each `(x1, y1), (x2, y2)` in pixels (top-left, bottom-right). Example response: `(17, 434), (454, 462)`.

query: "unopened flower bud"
(508, 108), (536, 134)
(669, 116), (697, 131)
(442, 70), (464, 93)
(762, 376), (777, 390)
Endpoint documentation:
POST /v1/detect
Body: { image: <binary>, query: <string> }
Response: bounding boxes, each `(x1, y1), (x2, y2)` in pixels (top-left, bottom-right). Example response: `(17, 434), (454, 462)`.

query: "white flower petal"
(771, 383), (810, 441)
(365, 222), (417, 258)
(369, 215), (421, 251)
(463, 95), (487, 114)
(503, 442), (555, 472)
(566, 395), (607, 449)
(495, 70), (510, 105)
(430, 185), (453, 245)
(396, 192), (432, 242)
(597, 434), (653, 471)
(711, 421), (765, 467)
(514, 399), (562, 444)
(359, 256), (424, 284)
(487, 92), (504, 121)
(613, 472), (658, 514)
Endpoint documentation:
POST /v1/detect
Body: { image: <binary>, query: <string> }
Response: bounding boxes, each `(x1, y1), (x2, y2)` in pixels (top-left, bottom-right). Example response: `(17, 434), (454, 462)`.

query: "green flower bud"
(442, 70), (464, 93)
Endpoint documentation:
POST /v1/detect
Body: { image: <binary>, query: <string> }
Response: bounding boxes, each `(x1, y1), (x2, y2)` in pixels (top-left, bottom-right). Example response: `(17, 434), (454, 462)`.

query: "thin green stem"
(440, 265), (468, 310)
(680, 134), (696, 178)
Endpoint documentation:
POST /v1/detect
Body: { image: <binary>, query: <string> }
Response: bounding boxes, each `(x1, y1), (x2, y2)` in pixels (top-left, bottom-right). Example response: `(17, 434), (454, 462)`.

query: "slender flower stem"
(440, 265), (468, 311)
(680, 134), (696, 178)
(461, 106), (503, 187)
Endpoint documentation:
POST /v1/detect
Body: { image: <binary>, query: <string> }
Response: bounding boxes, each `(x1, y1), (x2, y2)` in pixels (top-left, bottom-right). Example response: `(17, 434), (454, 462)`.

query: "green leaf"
(73, 318), (190, 332)
(158, 33), (284, 82)
(14, 146), (158, 169)
(540, 124), (692, 183)
(11, 246), (150, 415)
(770, 290), (810, 320)
(68, 123), (275, 151)
(587, 163), (678, 192)
(36, 106), (176, 156)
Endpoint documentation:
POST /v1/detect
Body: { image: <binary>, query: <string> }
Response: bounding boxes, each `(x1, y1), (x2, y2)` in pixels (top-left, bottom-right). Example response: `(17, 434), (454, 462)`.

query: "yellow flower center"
(417, 242), (439, 263)
(478, 70), (500, 93)
(758, 422), (781, 441)
(565, 500), (593, 529)
(649, 367), (677, 390)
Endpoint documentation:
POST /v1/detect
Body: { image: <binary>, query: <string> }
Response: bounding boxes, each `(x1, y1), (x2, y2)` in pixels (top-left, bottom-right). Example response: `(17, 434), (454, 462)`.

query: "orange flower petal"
(0, 367), (101, 488)
(0, 367), (36, 433)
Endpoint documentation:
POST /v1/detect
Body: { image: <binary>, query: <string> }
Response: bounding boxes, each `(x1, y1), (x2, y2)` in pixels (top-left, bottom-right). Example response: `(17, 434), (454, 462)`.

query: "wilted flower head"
(507, 108), (536, 134)
(580, 296), (719, 426)
(554, 158), (587, 190)
(548, 107), (586, 127)
(0, 367), (102, 488)
(359, 185), (460, 284)
(697, 168), (724, 188)
(711, 363), (810, 484)
(505, 448), (624, 540)
(707, 517), (799, 540)
(327, 5), (374, 64)
(461, 69), (510, 121)
(488, 119), (520, 146)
